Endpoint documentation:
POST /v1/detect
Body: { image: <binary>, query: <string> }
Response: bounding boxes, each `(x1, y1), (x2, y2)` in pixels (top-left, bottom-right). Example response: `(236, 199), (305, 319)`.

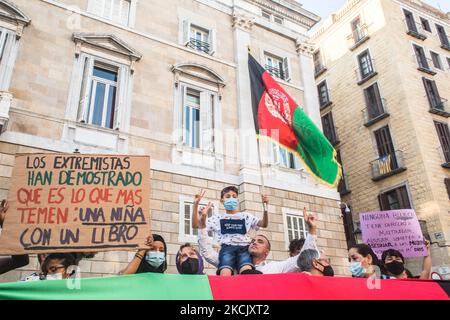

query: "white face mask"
(46, 273), (64, 280)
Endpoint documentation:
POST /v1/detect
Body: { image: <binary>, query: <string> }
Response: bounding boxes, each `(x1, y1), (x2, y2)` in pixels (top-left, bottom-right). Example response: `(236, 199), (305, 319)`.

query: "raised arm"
(419, 240), (432, 279)
(119, 235), (153, 275)
(197, 208), (219, 267)
(278, 208), (318, 273)
(192, 190), (206, 229)
(257, 195), (269, 228)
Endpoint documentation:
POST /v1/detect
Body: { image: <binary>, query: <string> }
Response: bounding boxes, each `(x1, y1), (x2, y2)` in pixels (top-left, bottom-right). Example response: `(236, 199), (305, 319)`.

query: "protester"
(41, 253), (77, 280)
(0, 200), (30, 275)
(175, 243), (204, 274)
(348, 244), (385, 278)
(119, 234), (167, 275)
(297, 249), (334, 277)
(196, 196), (319, 274)
(289, 238), (306, 257)
(381, 241), (431, 279)
(191, 187), (269, 276)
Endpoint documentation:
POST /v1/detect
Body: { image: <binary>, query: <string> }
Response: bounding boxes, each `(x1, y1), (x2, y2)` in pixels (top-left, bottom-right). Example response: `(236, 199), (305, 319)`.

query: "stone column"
(232, 12), (261, 182)
(296, 40), (323, 131)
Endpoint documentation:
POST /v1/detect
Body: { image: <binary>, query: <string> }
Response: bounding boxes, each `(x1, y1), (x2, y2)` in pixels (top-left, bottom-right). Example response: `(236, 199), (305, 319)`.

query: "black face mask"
(322, 265), (335, 277)
(316, 261), (334, 277)
(386, 261), (405, 275)
(181, 257), (199, 274)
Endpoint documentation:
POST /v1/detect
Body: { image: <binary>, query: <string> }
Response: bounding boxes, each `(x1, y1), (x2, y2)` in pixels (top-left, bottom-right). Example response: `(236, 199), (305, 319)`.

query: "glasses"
(46, 265), (65, 274)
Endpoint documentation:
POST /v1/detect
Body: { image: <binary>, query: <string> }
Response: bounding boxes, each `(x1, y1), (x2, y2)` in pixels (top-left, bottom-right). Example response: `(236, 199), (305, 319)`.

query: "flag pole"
(256, 136), (268, 212)
(248, 46), (268, 211)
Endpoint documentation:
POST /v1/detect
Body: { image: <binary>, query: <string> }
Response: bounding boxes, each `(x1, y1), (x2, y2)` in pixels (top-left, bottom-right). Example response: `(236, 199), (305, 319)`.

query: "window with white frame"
(264, 53), (290, 81)
(261, 10), (284, 25)
(273, 16), (284, 25)
(431, 51), (443, 70)
(183, 89), (201, 149)
(88, 0), (132, 26)
(0, 27), (17, 90)
(262, 10), (271, 21)
(271, 142), (301, 170)
(0, 28), (10, 65)
(179, 84), (215, 151)
(284, 212), (307, 243)
(189, 25), (210, 54)
(182, 20), (216, 55)
(180, 199), (215, 240)
(77, 55), (128, 130)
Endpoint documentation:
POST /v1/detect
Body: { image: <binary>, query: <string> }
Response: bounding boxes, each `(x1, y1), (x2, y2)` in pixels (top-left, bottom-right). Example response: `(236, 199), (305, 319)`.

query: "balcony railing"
(362, 97), (390, 127)
(338, 174), (351, 195)
(437, 146), (450, 168)
(187, 38), (210, 54)
(416, 56), (437, 75)
(355, 58), (378, 85)
(314, 63), (327, 78)
(265, 65), (286, 81)
(348, 24), (370, 50)
(370, 150), (406, 181)
(404, 19), (427, 40)
(429, 98), (450, 118)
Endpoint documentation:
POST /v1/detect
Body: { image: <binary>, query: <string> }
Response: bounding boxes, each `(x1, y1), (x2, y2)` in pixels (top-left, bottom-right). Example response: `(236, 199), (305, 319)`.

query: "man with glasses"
(197, 207), (319, 274)
(297, 249), (334, 277)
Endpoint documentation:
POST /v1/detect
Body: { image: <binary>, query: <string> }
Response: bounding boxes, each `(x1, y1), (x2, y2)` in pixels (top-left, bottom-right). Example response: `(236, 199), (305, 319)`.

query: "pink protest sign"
(360, 209), (427, 258)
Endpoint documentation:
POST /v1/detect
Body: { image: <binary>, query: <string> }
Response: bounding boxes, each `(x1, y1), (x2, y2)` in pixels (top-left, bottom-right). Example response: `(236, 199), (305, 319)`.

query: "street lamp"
(353, 222), (362, 243)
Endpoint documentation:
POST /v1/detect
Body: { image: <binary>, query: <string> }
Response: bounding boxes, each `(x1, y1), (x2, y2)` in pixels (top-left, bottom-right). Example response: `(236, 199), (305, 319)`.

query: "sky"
(300, 0), (450, 26)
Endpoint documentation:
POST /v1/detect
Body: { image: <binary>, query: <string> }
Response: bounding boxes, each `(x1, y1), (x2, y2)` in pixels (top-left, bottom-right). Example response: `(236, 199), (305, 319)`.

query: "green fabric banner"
(0, 273), (213, 300)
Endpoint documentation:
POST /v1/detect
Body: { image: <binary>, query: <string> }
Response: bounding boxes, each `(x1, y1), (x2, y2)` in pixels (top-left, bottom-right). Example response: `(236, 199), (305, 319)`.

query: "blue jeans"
(218, 244), (253, 273)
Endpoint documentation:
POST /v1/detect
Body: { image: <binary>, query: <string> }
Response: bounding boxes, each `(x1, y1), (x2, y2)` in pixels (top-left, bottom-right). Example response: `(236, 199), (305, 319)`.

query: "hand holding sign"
(360, 209), (427, 258)
(0, 154), (151, 255)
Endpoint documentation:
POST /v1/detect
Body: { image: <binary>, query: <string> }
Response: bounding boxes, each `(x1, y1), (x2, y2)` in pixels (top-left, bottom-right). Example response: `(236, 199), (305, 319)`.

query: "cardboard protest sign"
(360, 209), (427, 258)
(0, 154), (151, 254)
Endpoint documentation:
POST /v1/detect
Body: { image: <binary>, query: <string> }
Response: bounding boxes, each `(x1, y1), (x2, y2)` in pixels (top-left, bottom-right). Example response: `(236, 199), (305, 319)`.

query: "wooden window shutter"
(444, 178), (450, 199)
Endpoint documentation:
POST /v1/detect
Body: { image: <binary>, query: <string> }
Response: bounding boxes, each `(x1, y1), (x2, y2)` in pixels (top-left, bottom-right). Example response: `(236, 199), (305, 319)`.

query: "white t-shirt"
(206, 212), (260, 246)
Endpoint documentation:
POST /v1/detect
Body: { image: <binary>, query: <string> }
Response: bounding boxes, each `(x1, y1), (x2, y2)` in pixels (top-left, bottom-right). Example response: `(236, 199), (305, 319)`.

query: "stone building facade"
(312, 0), (450, 278)
(0, 0), (347, 282)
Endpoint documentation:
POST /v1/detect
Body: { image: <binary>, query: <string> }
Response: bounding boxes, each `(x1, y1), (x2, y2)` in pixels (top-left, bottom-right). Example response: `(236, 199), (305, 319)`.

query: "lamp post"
(340, 202), (356, 248)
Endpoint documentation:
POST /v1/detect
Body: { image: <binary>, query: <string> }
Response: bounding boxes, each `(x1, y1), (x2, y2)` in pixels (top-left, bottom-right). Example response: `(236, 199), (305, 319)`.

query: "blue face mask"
(349, 261), (366, 277)
(223, 198), (238, 211)
(145, 251), (165, 268)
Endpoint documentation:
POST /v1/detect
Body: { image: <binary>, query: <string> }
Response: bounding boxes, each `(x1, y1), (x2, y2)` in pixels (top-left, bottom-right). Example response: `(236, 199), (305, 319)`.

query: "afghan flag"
(248, 54), (341, 187)
(0, 273), (449, 300)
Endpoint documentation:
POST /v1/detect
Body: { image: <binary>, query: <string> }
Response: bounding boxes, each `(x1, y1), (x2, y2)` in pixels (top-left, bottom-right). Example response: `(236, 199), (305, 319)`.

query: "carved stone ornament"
(232, 14), (255, 31)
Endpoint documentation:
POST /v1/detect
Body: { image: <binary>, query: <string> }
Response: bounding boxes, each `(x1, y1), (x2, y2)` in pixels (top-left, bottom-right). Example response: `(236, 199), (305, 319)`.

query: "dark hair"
(351, 243), (386, 274)
(381, 249), (405, 264)
(179, 243), (193, 252)
(41, 253), (77, 275)
(220, 186), (238, 199)
(289, 238), (305, 255)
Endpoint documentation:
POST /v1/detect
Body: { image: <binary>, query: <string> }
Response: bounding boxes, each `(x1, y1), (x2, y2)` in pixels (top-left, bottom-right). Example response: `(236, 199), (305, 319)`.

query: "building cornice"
(247, 0), (320, 29)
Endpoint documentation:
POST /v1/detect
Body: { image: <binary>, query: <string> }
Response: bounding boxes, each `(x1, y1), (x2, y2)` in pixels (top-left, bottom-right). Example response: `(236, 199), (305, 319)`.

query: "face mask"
(181, 257), (199, 274)
(146, 251), (165, 268)
(322, 265), (335, 277)
(386, 260), (405, 275)
(223, 198), (238, 211)
(46, 273), (63, 280)
(349, 261), (366, 277)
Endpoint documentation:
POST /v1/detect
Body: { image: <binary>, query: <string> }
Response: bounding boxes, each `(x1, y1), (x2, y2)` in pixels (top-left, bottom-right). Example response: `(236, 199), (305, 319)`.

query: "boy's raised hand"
(194, 189), (206, 204)
(199, 202), (213, 228)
